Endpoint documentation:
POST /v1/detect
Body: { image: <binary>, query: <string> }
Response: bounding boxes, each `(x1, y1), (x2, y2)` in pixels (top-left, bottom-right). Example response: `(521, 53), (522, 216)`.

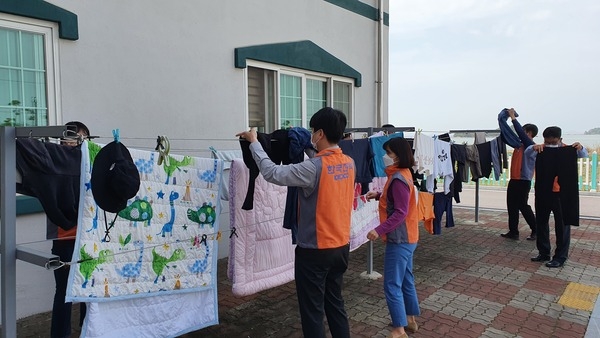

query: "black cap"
(91, 141), (140, 213)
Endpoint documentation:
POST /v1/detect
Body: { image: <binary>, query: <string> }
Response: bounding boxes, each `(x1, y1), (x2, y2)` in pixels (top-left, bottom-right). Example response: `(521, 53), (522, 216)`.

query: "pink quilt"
(228, 159), (379, 296)
(228, 160), (294, 296)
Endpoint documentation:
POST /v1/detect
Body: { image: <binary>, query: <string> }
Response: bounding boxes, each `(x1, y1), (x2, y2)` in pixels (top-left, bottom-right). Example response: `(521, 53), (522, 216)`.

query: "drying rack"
(1, 125), (76, 338)
(448, 129), (501, 222)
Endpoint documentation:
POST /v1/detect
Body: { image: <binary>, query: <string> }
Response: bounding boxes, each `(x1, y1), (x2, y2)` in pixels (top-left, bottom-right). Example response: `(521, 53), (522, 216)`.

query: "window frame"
(245, 60), (354, 131)
(0, 13), (61, 127)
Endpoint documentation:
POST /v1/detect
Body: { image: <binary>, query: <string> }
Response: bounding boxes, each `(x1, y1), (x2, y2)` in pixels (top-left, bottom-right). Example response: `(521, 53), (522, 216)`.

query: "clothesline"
(16, 191), (379, 246)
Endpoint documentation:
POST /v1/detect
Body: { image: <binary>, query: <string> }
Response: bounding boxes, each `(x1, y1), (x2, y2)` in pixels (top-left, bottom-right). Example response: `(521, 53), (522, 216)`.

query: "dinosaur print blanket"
(66, 141), (223, 303)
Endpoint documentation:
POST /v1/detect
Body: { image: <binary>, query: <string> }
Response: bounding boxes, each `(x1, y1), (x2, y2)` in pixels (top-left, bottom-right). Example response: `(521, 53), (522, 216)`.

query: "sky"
(387, 0), (600, 134)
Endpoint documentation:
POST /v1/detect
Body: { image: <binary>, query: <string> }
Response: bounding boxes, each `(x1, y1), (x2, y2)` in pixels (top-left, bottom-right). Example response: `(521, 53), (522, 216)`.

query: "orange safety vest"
(296, 148), (355, 249)
(378, 167), (419, 244)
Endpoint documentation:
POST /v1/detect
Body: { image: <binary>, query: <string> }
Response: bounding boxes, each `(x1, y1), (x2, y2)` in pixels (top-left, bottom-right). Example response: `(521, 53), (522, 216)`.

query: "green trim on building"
(324, 0), (389, 26)
(235, 40), (362, 87)
(16, 195), (44, 216)
(0, 0), (78, 40)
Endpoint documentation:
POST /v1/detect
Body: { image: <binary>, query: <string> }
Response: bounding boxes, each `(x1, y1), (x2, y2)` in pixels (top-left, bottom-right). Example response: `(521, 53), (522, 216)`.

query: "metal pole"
(367, 241), (374, 274)
(475, 179), (480, 222)
(1, 126), (17, 338)
(591, 151), (597, 192)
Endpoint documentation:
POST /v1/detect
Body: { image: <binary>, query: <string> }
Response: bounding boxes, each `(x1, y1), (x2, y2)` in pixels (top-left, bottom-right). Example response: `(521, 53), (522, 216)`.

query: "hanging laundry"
(66, 142), (222, 337)
(451, 143), (467, 202)
(209, 147), (243, 201)
(239, 129), (290, 210)
(228, 159), (293, 296)
(339, 137), (374, 194)
(476, 142), (493, 179)
(490, 138), (502, 180)
(534, 147), (580, 225)
(283, 127), (317, 239)
(497, 109), (522, 148)
(412, 131), (435, 178)
(433, 192), (454, 234)
(369, 132), (404, 177)
(67, 142), (222, 300)
(465, 144), (483, 181)
(417, 191), (435, 235)
(16, 138), (82, 230)
(427, 138), (454, 194)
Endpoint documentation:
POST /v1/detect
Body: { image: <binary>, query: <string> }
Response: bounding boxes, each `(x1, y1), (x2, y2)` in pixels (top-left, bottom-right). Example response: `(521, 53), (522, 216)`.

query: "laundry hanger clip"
(200, 234), (208, 246)
(155, 135), (171, 166)
(229, 227), (239, 238)
(112, 129), (120, 143)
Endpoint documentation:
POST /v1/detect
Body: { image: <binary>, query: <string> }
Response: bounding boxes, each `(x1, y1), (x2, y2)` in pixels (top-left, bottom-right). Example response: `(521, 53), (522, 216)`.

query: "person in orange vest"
(366, 137), (420, 338)
(50, 121), (89, 338)
(527, 126), (588, 268)
(500, 108), (538, 241)
(237, 107), (355, 338)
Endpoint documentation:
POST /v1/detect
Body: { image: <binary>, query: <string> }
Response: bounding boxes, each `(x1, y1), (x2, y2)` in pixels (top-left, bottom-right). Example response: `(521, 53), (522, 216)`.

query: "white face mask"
(383, 154), (395, 167)
(311, 131), (321, 151)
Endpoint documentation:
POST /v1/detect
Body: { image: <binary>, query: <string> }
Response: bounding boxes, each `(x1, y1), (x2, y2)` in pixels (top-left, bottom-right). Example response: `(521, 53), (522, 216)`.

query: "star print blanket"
(66, 141), (222, 336)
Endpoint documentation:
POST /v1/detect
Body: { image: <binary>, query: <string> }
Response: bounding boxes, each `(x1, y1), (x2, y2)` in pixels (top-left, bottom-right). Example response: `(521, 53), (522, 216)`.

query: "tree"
(584, 128), (600, 135)
(0, 100), (22, 126)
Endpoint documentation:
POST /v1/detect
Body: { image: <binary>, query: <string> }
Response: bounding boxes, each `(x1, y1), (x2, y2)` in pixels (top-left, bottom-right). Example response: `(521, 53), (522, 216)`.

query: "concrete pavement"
(13, 206), (600, 337)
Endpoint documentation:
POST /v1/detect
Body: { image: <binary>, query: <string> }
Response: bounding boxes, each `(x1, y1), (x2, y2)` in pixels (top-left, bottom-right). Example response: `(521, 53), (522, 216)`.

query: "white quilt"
(67, 141), (221, 337)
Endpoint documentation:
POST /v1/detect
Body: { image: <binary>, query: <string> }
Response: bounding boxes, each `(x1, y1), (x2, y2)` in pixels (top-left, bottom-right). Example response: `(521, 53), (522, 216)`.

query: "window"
(306, 78), (327, 124)
(280, 73), (302, 129)
(0, 17), (59, 127)
(247, 63), (353, 132)
(332, 81), (351, 118)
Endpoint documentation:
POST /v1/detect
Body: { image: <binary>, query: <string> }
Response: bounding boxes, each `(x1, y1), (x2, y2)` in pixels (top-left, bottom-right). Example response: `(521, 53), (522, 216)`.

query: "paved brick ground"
(13, 208), (600, 337)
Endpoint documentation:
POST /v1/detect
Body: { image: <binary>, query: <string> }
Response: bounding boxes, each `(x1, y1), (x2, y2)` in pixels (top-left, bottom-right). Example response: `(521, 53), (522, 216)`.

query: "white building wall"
(5, 0), (389, 319)
(1, 214), (54, 319)
(48, 0), (387, 149)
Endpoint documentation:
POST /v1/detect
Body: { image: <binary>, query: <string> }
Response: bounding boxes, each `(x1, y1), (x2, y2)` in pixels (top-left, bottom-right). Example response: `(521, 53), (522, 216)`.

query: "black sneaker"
(531, 254), (551, 262)
(500, 232), (519, 240)
(526, 233), (536, 241)
(545, 260), (564, 268)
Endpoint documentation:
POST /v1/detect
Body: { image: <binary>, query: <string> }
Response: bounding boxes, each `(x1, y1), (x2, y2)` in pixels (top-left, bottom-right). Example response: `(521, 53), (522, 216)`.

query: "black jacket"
(16, 139), (81, 230)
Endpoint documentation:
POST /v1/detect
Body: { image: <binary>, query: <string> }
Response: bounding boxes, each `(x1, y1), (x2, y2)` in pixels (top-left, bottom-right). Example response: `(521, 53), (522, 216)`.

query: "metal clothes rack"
(344, 127), (416, 279)
(1, 125), (75, 338)
(448, 129), (501, 223)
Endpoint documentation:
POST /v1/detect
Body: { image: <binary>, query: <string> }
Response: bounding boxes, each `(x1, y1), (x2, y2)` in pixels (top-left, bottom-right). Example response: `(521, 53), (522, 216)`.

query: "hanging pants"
(534, 147), (579, 263)
(433, 192), (454, 234)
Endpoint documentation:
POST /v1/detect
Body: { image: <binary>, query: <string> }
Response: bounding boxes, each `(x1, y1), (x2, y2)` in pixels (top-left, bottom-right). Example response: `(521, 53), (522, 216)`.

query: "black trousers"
(51, 239), (86, 338)
(506, 179), (536, 235)
(433, 192), (454, 234)
(535, 192), (570, 263)
(295, 245), (350, 338)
